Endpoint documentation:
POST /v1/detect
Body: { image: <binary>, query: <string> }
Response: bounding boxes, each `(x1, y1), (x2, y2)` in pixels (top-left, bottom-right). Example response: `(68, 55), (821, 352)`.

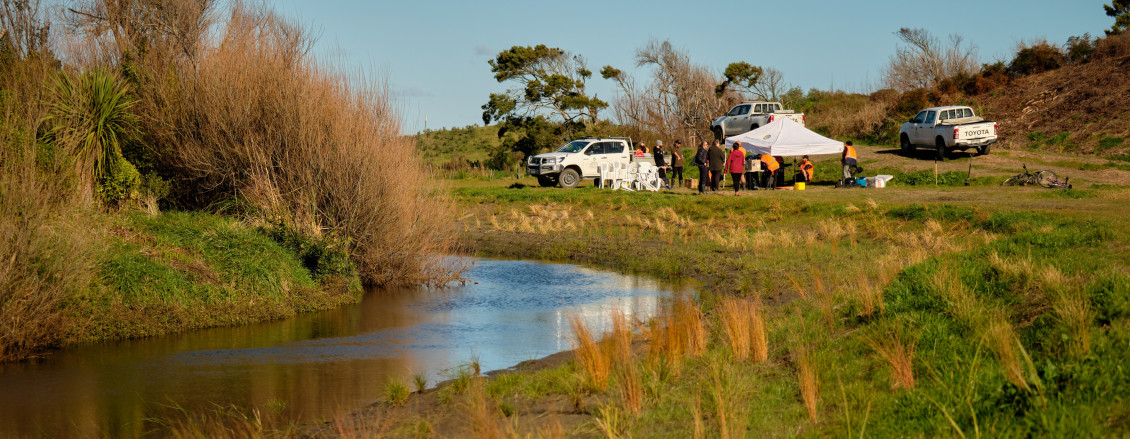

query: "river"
(0, 258), (689, 437)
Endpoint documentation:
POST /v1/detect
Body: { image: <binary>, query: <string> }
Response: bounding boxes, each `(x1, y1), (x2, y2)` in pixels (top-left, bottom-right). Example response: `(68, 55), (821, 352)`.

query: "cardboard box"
(685, 178), (697, 189)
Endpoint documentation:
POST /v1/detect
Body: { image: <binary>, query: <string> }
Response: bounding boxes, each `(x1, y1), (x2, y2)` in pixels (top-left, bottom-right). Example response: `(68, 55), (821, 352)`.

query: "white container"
(874, 179), (886, 188)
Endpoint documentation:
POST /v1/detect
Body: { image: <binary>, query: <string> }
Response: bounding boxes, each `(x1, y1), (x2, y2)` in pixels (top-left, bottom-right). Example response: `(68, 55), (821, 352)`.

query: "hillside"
(980, 44), (1130, 156)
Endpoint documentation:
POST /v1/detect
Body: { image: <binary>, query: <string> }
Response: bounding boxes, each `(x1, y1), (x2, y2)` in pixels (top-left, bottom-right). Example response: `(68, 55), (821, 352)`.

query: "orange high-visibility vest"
(844, 144), (857, 160)
(761, 154), (780, 172)
(800, 159), (814, 180)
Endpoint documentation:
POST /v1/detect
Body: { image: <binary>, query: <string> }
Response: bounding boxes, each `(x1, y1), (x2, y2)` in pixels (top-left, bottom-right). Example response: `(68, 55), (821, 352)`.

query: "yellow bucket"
(795, 182), (806, 190)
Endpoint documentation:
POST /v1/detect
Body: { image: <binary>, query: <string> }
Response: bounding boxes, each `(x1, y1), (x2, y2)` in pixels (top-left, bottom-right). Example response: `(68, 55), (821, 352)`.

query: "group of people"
(632, 138), (861, 194)
(634, 140), (686, 188)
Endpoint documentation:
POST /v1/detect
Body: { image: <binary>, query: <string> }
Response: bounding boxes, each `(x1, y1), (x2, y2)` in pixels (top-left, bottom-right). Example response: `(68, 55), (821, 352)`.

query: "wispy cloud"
(395, 86), (433, 98)
(474, 44), (493, 57)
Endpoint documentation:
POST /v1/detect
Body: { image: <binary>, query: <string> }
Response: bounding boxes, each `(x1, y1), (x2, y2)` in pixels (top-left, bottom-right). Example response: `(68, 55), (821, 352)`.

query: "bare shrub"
(628, 39), (733, 141)
(883, 28), (979, 91)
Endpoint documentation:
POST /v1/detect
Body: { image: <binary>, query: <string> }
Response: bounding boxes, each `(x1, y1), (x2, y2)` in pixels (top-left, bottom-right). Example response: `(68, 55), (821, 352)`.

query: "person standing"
(760, 153), (780, 188)
(653, 140), (668, 186)
(842, 141), (858, 184)
(693, 141), (709, 194)
(726, 142), (745, 194)
(634, 142), (646, 158)
(707, 140), (726, 192)
(670, 140), (685, 186)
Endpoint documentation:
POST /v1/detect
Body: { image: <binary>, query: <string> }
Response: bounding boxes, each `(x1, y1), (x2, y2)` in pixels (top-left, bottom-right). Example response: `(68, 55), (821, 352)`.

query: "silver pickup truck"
(711, 101), (805, 140)
(899, 106), (997, 160)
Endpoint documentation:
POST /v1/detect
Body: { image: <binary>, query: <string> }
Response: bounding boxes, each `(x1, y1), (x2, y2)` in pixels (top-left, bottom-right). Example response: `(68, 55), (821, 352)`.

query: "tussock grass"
(866, 329), (916, 389)
(571, 315), (611, 392)
(717, 298), (768, 363)
(647, 296), (706, 374)
(796, 347), (820, 422)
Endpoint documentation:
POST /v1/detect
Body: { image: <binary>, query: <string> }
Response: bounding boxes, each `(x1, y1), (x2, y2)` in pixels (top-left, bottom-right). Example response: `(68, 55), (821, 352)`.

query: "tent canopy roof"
(724, 117), (843, 157)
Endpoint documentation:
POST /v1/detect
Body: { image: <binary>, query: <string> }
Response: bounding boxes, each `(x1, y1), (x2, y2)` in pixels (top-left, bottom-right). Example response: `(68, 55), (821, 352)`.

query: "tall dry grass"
(570, 315), (611, 392)
(796, 347), (819, 422)
(717, 298), (768, 363)
(984, 314), (1042, 394)
(866, 329), (916, 390)
(69, 2), (462, 286)
(647, 296), (706, 373)
(0, 44), (98, 361)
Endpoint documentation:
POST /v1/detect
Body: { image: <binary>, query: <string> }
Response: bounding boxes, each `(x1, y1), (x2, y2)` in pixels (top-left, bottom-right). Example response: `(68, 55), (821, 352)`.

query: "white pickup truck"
(526, 137), (634, 188)
(899, 106), (998, 160)
(711, 101), (805, 140)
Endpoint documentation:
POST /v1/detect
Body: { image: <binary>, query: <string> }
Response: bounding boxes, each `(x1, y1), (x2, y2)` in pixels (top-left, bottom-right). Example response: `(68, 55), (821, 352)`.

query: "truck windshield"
(556, 140), (590, 153)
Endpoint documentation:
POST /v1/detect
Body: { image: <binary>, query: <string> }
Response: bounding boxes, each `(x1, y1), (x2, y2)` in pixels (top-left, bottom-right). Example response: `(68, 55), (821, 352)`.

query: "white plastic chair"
(596, 163), (611, 188)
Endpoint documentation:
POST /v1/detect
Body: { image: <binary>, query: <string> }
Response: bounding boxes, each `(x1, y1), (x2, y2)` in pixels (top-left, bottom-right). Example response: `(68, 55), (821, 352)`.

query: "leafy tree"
(715, 62), (763, 97)
(481, 44), (607, 168)
(1106, 0), (1130, 35)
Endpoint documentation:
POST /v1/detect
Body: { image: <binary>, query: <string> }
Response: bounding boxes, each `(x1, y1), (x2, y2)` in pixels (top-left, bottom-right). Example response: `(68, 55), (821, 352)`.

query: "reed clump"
(866, 329), (916, 389)
(647, 296), (706, 373)
(717, 298), (768, 363)
(570, 315), (611, 392)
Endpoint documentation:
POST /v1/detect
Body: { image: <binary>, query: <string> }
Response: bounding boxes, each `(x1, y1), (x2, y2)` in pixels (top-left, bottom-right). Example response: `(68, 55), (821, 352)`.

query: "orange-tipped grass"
(797, 348), (819, 422)
(866, 330), (916, 390)
(718, 298), (768, 363)
(570, 315), (611, 392)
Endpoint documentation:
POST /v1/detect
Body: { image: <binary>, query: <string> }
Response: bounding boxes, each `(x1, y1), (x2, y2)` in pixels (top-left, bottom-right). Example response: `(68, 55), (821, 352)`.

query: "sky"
(277, 0), (1115, 134)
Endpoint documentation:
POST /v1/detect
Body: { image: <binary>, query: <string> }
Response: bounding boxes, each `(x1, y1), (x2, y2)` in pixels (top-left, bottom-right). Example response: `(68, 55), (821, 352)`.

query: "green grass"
(1096, 135), (1125, 152)
(68, 211), (361, 342)
(438, 176), (1130, 437)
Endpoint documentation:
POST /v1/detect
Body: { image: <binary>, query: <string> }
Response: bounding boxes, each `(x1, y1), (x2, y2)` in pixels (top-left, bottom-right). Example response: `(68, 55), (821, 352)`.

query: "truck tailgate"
(955, 122), (995, 140)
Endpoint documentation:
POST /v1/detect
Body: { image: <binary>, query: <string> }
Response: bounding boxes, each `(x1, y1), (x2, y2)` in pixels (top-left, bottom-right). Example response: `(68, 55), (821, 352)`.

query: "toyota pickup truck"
(899, 106), (997, 160)
(711, 101), (805, 140)
(526, 137), (634, 188)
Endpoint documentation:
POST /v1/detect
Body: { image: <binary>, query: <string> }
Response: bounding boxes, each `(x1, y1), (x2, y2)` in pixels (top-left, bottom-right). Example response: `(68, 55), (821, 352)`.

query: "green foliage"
(1008, 42), (1066, 76)
(383, 378), (410, 406)
(1097, 135), (1125, 152)
(45, 69), (139, 184)
(715, 61), (764, 97)
(1066, 33), (1097, 63)
(264, 223), (357, 283)
(96, 155), (140, 204)
(139, 172), (172, 201)
(482, 45), (608, 167)
(1105, 0), (1130, 35)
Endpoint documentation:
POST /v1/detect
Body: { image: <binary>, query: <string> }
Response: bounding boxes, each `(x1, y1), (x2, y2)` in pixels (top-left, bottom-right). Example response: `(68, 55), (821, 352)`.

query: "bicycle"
(1001, 164), (1071, 188)
(1002, 164), (1037, 186)
(1035, 169), (1072, 189)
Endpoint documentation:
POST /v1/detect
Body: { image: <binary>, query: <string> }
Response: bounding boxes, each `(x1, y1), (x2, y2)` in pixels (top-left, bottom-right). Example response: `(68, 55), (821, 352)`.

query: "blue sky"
(278, 0), (1114, 133)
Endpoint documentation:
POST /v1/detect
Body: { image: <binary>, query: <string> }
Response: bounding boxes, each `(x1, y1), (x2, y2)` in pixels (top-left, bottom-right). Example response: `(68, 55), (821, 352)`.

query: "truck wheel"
(558, 169), (581, 188)
(935, 138), (947, 161)
(713, 127), (723, 141)
(900, 135), (912, 155)
(977, 144), (991, 156)
(537, 176), (556, 187)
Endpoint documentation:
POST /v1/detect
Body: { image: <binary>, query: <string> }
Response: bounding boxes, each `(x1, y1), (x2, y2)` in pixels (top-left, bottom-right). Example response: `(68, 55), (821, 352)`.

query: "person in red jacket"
(725, 142), (746, 194)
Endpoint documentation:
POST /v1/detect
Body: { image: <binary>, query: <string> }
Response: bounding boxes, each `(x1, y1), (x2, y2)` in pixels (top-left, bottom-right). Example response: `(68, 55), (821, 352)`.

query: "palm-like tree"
(45, 69), (139, 185)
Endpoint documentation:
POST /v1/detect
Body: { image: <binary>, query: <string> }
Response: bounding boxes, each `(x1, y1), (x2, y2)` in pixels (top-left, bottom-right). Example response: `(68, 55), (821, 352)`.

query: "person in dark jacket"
(653, 140), (667, 186)
(693, 141), (709, 193)
(670, 140), (685, 186)
(707, 140), (727, 192)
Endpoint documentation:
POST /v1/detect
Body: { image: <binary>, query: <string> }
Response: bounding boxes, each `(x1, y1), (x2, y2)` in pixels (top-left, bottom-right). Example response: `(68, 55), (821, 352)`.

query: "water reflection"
(0, 258), (688, 438)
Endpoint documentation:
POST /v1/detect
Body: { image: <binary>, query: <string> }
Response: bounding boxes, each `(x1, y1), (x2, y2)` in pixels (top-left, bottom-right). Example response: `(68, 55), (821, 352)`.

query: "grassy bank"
(66, 211), (362, 344)
(296, 148), (1130, 438)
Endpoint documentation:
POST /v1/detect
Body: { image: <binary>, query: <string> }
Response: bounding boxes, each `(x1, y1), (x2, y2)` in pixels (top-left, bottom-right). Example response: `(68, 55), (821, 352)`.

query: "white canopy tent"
(724, 117), (843, 157)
